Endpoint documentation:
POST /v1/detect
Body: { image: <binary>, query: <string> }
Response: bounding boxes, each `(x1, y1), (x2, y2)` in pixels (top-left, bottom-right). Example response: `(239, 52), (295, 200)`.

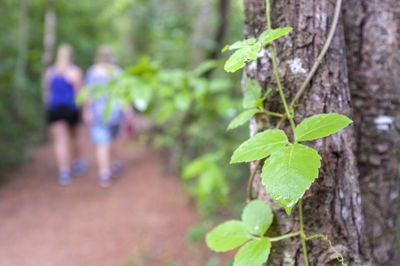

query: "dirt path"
(0, 127), (210, 266)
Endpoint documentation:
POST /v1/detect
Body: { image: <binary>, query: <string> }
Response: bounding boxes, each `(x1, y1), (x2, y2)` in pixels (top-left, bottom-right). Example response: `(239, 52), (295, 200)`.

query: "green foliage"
(230, 129), (288, 163)
(223, 28), (293, 72)
(224, 42), (261, 73)
(230, 113), (351, 214)
(241, 200), (273, 236)
(182, 155), (214, 180)
(78, 57), (246, 216)
(206, 220), (251, 252)
(243, 79), (262, 109)
(197, 163), (229, 208)
(294, 113), (352, 142)
(207, 1), (350, 264)
(206, 200), (273, 266)
(227, 78), (272, 131)
(227, 109), (260, 130)
(234, 238), (271, 266)
(258, 27), (293, 45)
(261, 143), (321, 215)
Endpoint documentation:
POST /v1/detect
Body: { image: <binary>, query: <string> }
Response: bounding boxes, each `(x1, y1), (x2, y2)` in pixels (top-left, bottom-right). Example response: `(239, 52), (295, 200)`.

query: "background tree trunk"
(14, 0), (29, 113)
(190, 0), (214, 66)
(243, 0), (370, 264)
(343, 0), (400, 265)
(205, 0), (229, 78)
(42, 0), (56, 70)
(208, 0), (229, 61)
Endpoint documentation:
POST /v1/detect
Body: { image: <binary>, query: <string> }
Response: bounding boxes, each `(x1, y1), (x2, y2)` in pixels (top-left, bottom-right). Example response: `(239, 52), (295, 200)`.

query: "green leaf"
(221, 45), (229, 53)
(206, 220), (252, 252)
(228, 109), (260, 130)
(243, 79), (262, 109)
(197, 168), (216, 204)
(241, 200), (273, 236)
(224, 42), (261, 73)
(191, 60), (217, 77)
(294, 113), (353, 142)
(233, 238), (271, 266)
(228, 38), (257, 50)
(76, 88), (89, 105)
(261, 144), (321, 215)
(254, 88), (272, 107)
(258, 27), (293, 45)
(102, 96), (114, 122)
(182, 156), (210, 180)
(231, 129), (288, 163)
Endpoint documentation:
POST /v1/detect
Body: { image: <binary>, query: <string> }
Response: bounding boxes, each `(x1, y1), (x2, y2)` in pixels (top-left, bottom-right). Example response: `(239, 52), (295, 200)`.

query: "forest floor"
(0, 126), (215, 266)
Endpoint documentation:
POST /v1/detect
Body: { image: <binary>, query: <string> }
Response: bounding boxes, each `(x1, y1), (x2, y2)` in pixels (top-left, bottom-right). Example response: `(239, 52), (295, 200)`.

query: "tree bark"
(343, 0), (400, 265)
(243, 0), (370, 264)
(42, 0), (56, 70)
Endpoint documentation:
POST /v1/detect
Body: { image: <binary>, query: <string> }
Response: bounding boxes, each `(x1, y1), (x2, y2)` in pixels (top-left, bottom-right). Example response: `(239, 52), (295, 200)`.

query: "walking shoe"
(111, 161), (123, 175)
(58, 171), (71, 185)
(72, 159), (87, 175)
(99, 171), (112, 188)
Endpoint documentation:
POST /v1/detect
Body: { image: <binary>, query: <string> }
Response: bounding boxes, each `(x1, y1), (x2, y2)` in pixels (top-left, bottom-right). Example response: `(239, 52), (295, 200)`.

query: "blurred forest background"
(2, 0), (400, 265)
(0, 0), (249, 215)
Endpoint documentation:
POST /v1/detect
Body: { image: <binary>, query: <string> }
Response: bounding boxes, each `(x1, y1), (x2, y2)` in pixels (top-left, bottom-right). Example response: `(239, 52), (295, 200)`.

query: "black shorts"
(47, 105), (80, 127)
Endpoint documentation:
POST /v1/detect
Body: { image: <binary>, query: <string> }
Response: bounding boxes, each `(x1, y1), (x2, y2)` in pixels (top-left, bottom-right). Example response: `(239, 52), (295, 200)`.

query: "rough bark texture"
(243, 0), (370, 264)
(343, 0), (400, 265)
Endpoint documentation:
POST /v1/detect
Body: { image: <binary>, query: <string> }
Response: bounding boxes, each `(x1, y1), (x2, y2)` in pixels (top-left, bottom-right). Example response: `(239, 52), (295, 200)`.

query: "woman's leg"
(70, 126), (79, 160)
(70, 125), (86, 174)
(50, 121), (71, 179)
(96, 142), (112, 187)
(96, 142), (111, 175)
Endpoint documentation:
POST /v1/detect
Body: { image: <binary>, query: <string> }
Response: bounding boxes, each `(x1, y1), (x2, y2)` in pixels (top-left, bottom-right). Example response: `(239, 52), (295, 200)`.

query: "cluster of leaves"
(231, 113), (352, 214)
(222, 27), (292, 73)
(208, 113), (352, 264)
(206, 200), (274, 266)
(182, 153), (228, 212)
(228, 78), (271, 130)
(78, 57), (248, 216)
(204, 18), (353, 264)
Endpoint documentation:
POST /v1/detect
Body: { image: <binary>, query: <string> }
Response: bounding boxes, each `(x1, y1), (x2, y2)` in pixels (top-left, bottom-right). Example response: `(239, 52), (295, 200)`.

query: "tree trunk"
(190, 0), (214, 66)
(205, 0), (229, 78)
(42, 0), (56, 70)
(243, 0), (370, 264)
(14, 0), (29, 114)
(208, 0), (229, 61)
(343, 0), (400, 265)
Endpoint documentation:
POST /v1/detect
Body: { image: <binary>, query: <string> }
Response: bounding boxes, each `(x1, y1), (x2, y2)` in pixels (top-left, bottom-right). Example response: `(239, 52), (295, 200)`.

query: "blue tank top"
(47, 66), (77, 110)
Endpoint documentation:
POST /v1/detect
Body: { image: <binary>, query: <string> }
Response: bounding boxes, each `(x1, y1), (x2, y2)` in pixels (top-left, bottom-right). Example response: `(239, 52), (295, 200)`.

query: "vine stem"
(305, 234), (347, 266)
(262, 109), (284, 118)
(276, 0), (343, 128)
(247, 159), (261, 201)
(266, 0), (296, 135)
(269, 231), (300, 242)
(299, 199), (309, 266)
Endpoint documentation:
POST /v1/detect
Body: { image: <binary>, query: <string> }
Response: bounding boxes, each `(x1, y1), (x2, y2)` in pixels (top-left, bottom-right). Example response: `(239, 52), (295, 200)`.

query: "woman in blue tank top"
(43, 44), (86, 185)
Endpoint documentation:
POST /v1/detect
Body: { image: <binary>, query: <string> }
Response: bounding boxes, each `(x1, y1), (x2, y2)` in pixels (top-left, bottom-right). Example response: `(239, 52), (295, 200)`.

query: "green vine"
(206, 0), (348, 265)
